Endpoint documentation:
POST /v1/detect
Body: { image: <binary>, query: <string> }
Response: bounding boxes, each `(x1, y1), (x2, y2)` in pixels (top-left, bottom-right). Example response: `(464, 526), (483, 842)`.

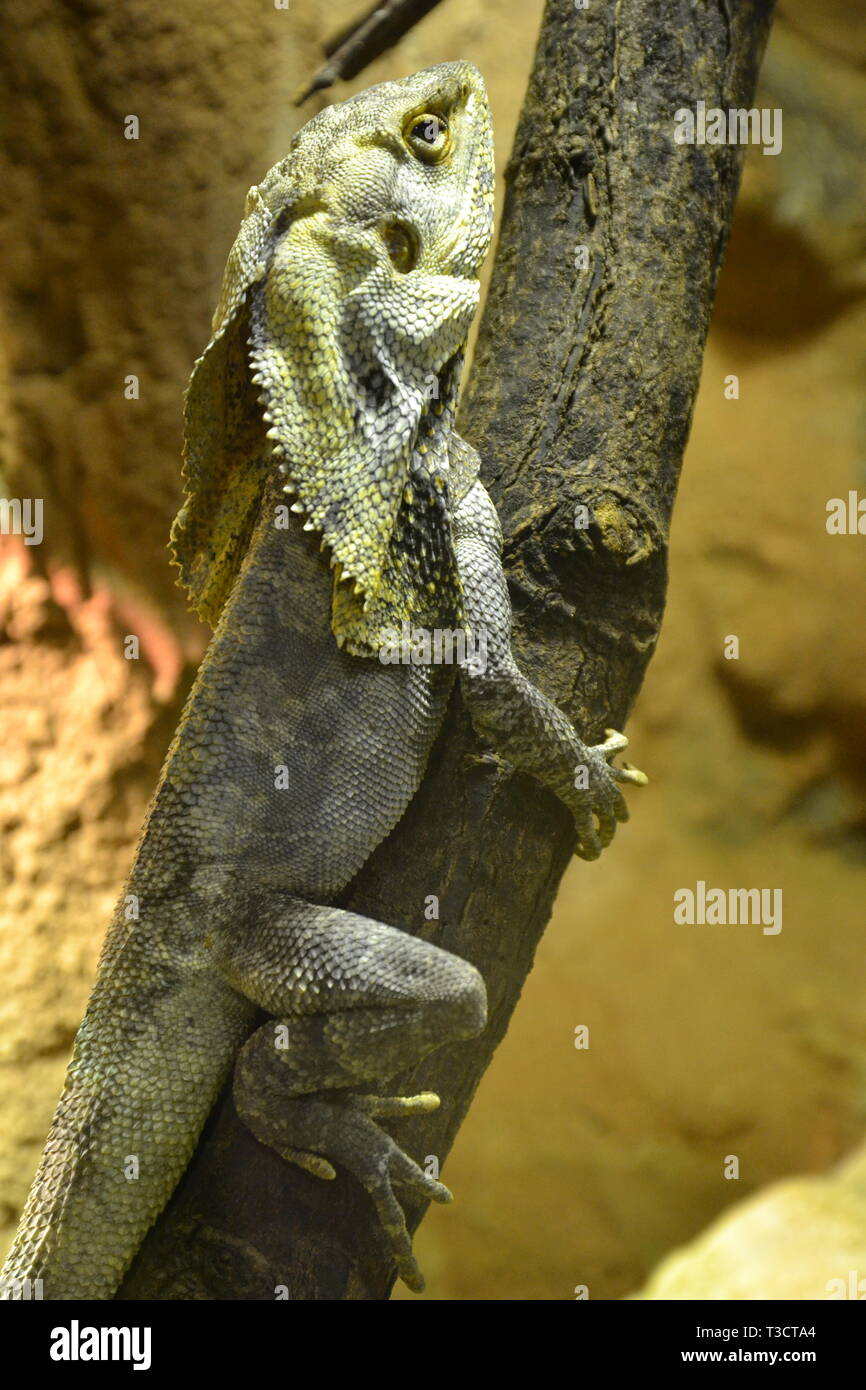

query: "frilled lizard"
(1, 62), (645, 1300)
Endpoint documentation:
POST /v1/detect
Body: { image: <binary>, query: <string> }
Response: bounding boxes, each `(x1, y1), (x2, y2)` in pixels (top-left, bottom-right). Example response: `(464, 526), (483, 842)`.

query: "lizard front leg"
(453, 478), (647, 860)
(214, 897), (486, 1291)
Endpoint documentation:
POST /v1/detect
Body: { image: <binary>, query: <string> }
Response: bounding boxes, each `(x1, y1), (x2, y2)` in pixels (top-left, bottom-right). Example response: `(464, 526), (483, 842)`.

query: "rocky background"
(1, 0), (864, 1300)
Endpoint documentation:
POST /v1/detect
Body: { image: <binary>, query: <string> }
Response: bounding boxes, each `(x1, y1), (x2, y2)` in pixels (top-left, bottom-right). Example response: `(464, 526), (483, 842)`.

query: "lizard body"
(1, 63), (642, 1299)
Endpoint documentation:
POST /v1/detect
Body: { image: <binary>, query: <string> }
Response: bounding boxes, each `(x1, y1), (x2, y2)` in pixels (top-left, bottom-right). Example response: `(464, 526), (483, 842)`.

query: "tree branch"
(118, 0), (775, 1301)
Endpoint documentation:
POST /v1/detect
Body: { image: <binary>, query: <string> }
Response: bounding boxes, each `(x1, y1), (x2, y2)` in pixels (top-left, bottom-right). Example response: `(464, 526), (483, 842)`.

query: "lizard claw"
(281, 1146), (337, 1181)
(602, 729), (649, 786)
(613, 762), (649, 787)
(600, 728), (630, 755)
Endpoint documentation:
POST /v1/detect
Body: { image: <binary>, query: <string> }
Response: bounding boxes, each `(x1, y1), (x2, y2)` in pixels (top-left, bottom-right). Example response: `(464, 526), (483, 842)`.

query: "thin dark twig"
(295, 0), (446, 105)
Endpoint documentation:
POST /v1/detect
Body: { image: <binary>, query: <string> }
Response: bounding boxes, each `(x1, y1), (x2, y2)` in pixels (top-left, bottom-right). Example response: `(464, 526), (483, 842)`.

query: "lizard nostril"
(381, 218), (419, 273)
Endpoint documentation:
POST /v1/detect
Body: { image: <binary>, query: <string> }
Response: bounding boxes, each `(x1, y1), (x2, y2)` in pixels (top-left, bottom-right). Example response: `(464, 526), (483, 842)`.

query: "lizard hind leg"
(219, 898), (486, 1291)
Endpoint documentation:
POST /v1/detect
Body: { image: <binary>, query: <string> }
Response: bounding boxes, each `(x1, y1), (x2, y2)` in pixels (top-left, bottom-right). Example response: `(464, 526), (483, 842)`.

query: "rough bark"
(118, 0), (775, 1300)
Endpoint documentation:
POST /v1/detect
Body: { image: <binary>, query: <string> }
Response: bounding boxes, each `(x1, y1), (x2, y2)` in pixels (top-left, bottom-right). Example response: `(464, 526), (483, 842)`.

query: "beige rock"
(634, 1147), (866, 1301)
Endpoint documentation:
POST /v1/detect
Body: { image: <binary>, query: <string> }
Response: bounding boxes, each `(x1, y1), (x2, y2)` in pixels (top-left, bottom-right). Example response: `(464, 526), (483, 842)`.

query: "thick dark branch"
(119, 0), (775, 1300)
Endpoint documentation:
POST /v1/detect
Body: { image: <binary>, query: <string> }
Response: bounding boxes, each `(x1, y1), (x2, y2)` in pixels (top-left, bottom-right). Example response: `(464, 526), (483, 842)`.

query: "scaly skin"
(1, 63), (644, 1300)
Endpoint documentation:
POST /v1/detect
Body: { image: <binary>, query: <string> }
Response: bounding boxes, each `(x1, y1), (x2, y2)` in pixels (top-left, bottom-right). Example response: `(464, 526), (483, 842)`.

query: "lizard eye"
(404, 112), (451, 163)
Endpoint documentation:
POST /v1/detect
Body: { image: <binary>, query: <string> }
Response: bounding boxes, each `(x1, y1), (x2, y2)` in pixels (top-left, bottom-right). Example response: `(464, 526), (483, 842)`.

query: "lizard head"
(282, 61), (494, 281)
(172, 64), (494, 653)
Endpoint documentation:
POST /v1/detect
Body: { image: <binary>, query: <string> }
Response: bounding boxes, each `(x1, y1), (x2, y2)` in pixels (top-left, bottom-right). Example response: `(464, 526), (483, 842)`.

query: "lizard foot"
(570, 728), (648, 862)
(244, 1089), (450, 1292)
